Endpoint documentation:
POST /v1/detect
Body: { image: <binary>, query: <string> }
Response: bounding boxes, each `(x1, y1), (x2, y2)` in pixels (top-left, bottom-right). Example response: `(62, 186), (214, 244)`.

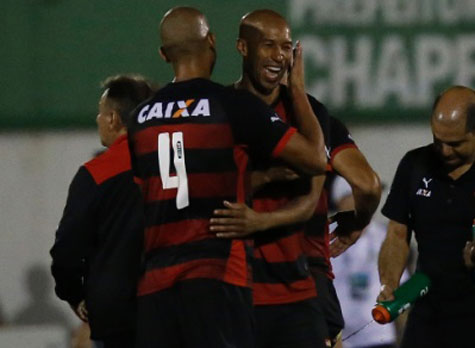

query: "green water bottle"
(372, 272), (431, 324)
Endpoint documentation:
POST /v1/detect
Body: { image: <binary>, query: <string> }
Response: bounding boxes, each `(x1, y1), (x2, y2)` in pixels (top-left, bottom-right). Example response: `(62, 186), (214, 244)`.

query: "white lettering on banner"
(290, 0), (475, 26)
(330, 37), (371, 107)
(301, 34), (475, 108)
(415, 36), (452, 106)
(455, 36), (475, 86)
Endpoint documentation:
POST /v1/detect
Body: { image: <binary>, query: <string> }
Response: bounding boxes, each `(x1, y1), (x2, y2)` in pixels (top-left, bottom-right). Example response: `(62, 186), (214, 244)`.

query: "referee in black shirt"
(377, 86), (475, 348)
(50, 75), (154, 347)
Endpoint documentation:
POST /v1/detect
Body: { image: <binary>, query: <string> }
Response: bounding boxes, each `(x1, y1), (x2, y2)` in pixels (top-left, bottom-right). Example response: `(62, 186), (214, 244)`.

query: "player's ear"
(207, 32), (216, 48)
(159, 46), (169, 62)
(236, 38), (247, 57)
(110, 110), (123, 131)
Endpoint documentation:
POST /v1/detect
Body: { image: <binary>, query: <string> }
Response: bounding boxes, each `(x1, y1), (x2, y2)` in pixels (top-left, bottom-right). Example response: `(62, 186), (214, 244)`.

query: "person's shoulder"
(403, 144), (433, 163)
(84, 139), (131, 185)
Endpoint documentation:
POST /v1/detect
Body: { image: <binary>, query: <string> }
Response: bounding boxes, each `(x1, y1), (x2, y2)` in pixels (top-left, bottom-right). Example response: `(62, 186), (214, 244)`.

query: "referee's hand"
(377, 284), (395, 302)
(71, 300), (88, 322)
(463, 241), (475, 269)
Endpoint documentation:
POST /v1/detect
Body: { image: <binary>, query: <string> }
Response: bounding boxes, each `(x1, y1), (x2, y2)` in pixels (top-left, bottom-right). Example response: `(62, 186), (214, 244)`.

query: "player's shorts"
(136, 278), (255, 348)
(401, 291), (475, 348)
(310, 268), (345, 347)
(254, 297), (328, 348)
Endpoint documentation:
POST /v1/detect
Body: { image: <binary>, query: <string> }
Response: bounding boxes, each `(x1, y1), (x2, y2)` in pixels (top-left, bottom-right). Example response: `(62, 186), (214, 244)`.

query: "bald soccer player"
(378, 86), (475, 348)
(210, 9), (380, 348)
(127, 7), (327, 348)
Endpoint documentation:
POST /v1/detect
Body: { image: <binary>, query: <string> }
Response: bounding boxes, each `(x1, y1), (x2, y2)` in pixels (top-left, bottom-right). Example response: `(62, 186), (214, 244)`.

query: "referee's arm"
(377, 220), (410, 302)
(50, 166), (96, 307)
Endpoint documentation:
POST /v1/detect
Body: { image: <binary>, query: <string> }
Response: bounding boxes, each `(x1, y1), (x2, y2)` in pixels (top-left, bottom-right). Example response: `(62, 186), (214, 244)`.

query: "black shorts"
(311, 269), (345, 344)
(401, 291), (475, 348)
(254, 297), (328, 348)
(136, 279), (255, 348)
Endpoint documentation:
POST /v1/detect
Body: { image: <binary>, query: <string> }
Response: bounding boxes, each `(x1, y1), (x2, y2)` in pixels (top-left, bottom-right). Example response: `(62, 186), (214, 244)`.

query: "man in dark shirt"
(50, 75), (154, 347)
(378, 86), (475, 348)
(128, 7), (327, 348)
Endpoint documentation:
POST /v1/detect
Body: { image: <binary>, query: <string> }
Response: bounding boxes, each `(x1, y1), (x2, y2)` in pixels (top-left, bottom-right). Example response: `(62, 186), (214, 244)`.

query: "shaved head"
(239, 9), (289, 41)
(431, 86), (475, 168)
(432, 86), (475, 133)
(160, 7), (211, 61)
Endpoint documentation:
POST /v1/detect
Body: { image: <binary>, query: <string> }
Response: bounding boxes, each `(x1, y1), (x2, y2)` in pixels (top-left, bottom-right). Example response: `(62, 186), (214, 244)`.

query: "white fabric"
(332, 221), (398, 347)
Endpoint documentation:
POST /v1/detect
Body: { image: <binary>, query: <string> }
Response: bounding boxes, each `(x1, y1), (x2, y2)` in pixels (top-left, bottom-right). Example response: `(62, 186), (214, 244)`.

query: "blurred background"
(2, 0), (474, 346)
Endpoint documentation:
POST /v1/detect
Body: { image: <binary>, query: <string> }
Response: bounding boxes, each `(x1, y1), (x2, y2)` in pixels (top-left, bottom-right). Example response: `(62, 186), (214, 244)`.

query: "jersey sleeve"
(229, 90), (294, 159)
(307, 94), (331, 151)
(381, 152), (413, 225)
(329, 116), (357, 162)
(50, 166), (98, 306)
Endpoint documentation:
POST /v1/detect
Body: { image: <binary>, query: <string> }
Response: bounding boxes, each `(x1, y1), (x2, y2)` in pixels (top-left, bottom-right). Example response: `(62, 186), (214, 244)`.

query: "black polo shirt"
(382, 144), (475, 298)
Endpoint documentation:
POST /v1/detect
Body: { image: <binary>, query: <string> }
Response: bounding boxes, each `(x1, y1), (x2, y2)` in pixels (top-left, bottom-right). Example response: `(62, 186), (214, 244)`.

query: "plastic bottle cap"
(372, 305), (391, 324)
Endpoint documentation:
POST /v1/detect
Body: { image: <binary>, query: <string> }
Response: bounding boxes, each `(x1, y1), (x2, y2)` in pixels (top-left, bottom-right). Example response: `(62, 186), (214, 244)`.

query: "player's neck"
(173, 59), (212, 82)
(448, 161), (473, 180)
(235, 76), (281, 106)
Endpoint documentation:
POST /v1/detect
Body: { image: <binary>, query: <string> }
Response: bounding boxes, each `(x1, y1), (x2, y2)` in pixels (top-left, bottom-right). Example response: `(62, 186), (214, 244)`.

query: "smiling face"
(431, 89), (475, 169)
(238, 14), (292, 97)
(431, 118), (475, 169)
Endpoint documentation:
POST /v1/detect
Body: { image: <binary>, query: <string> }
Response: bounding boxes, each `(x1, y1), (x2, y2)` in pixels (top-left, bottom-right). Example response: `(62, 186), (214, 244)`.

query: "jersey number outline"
(158, 132), (189, 209)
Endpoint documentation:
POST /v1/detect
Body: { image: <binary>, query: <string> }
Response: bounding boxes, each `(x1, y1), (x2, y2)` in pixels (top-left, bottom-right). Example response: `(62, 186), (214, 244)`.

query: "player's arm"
(276, 41), (327, 175)
(330, 147), (381, 256)
(50, 167), (96, 312)
(377, 219), (410, 301)
(211, 176), (324, 238)
(250, 166), (299, 193)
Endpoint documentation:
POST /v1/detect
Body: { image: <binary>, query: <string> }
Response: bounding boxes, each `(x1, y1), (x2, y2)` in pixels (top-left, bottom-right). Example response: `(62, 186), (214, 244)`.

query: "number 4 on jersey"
(158, 132), (189, 209)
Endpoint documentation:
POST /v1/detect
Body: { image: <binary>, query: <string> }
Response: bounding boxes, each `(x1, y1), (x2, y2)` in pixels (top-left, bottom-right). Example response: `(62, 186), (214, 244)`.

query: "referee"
(50, 75), (154, 347)
(378, 86), (475, 348)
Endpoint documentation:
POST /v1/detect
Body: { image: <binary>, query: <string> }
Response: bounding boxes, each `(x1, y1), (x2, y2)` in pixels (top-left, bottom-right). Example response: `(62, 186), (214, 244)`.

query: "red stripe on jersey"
(137, 258), (229, 296)
(254, 232), (305, 263)
(223, 240), (251, 287)
(233, 145), (250, 203)
(303, 189), (334, 279)
(272, 127), (297, 158)
(144, 219), (212, 251)
(274, 100), (289, 123)
(133, 124), (234, 155)
(253, 279), (317, 305)
(329, 143), (358, 166)
(85, 135), (131, 185)
(143, 172), (238, 203)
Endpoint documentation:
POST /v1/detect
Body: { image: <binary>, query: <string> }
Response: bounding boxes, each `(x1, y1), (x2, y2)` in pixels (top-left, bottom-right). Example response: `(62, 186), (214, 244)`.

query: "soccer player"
(210, 10), (381, 348)
(211, 9), (329, 348)
(378, 86), (475, 348)
(50, 75), (154, 347)
(127, 7), (327, 348)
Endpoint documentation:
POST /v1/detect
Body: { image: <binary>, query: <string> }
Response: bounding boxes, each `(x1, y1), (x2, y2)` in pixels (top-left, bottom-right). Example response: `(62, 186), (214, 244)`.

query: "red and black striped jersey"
(251, 86), (330, 305)
(127, 79), (295, 296)
(302, 117), (357, 279)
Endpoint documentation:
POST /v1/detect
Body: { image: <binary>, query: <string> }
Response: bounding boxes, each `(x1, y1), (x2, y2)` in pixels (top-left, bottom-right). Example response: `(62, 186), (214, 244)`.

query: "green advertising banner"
(291, 0), (475, 122)
(2, 0), (475, 128)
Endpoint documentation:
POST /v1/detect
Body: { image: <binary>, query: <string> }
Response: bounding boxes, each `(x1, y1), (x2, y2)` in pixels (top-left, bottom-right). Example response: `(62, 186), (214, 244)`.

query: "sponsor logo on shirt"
(270, 113), (282, 123)
(137, 99), (210, 123)
(416, 177), (432, 197)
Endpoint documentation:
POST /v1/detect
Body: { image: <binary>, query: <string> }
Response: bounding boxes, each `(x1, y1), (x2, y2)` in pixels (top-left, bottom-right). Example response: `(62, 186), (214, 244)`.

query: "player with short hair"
(50, 74), (154, 348)
(128, 7), (327, 348)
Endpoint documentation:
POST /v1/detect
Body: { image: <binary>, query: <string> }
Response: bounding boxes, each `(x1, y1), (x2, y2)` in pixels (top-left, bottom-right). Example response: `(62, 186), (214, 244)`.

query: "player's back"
(128, 78), (254, 295)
